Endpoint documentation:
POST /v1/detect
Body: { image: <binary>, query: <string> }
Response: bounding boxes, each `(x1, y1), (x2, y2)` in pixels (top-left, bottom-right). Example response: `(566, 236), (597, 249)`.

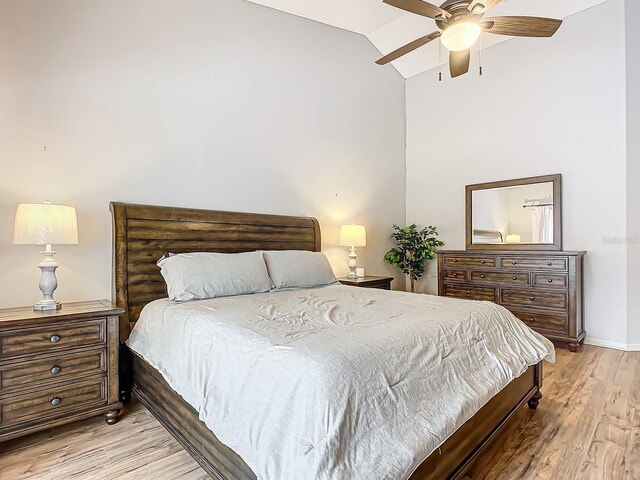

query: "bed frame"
(111, 202), (543, 480)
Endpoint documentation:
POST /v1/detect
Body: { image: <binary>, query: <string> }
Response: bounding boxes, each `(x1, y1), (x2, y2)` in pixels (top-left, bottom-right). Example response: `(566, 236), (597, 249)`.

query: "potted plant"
(384, 224), (445, 293)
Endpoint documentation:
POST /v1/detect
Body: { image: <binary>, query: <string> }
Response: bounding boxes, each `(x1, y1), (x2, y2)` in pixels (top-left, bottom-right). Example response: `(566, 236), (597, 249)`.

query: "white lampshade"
(13, 203), (79, 246)
(339, 224), (366, 247)
(506, 234), (522, 244)
(441, 21), (481, 52)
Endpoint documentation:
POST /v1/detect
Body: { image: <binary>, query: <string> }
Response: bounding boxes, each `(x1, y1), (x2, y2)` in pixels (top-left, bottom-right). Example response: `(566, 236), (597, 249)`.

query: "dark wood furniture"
(438, 250), (585, 352)
(112, 202), (544, 480)
(338, 275), (393, 290)
(466, 174), (562, 251)
(0, 300), (124, 442)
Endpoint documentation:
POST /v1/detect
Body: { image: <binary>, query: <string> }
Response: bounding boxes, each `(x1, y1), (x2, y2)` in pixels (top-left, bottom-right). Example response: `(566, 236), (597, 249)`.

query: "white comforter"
(127, 285), (554, 480)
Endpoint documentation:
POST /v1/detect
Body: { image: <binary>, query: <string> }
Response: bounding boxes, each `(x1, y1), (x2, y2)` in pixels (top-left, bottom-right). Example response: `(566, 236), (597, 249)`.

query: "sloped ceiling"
(245, 0), (608, 78)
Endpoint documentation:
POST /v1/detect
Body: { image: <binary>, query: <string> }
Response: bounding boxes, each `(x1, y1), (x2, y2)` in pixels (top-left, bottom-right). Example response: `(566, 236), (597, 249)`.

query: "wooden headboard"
(110, 202), (321, 341)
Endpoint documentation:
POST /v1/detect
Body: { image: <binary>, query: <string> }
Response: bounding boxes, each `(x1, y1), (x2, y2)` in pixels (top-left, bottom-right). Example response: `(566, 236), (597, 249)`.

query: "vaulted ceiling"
(245, 0), (608, 78)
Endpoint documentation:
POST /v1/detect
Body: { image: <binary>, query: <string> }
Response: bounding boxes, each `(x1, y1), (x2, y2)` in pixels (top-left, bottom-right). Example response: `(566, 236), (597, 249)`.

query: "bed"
(111, 202), (551, 480)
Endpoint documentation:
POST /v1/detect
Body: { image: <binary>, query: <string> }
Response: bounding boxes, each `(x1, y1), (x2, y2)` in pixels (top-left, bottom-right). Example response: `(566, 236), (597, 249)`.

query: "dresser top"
(437, 250), (586, 256)
(0, 300), (124, 326)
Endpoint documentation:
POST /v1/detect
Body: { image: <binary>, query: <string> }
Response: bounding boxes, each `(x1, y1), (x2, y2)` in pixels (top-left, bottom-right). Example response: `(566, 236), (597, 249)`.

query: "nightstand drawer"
(0, 376), (107, 427)
(0, 319), (106, 359)
(0, 349), (106, 391)
(360, 280), (392, 290)
(338, 276), (393, 290)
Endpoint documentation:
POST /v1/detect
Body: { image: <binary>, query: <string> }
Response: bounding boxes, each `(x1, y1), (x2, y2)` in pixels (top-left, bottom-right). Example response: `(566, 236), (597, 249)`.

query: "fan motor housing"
(440, 0), (472, 11)
(436, 1), (483, 30)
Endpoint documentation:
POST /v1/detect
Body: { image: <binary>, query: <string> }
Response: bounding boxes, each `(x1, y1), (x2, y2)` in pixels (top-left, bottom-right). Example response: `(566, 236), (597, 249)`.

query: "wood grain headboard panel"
(110, 202), (321, 341)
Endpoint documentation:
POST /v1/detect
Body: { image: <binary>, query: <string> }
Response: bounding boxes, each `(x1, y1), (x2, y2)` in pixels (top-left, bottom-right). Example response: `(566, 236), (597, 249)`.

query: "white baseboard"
(584, 338), (640, 352)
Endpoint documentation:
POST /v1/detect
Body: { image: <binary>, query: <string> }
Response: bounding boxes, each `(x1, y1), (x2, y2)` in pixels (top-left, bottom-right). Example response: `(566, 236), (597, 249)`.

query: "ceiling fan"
(376, 0), (562, 78)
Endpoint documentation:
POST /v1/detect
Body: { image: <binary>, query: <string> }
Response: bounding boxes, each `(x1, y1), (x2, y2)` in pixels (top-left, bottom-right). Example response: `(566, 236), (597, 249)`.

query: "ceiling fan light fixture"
(440, 21), (481, 52)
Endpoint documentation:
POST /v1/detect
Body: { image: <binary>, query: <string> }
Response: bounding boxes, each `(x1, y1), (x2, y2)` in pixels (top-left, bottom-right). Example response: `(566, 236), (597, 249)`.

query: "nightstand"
(338, 276), (394, 290)
(0, 300), (124, 442)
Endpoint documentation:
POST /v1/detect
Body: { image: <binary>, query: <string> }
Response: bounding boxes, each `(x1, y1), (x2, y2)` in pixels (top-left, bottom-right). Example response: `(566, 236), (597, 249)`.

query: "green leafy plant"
(384, 224), (445, 293)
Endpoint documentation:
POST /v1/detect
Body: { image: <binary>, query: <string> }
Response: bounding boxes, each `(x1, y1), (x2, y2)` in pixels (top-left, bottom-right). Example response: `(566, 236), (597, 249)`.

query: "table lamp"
(13, 203), (79, 311)
(339, 224), (366, 279)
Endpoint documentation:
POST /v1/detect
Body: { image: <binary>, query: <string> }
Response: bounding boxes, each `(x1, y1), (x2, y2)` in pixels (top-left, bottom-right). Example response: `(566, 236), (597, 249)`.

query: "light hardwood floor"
(0, 346), (638, 479)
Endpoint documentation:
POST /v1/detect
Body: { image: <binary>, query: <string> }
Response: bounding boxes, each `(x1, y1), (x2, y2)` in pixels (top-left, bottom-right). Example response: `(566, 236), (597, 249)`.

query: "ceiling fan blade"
(482, 16), (562, 37)
(468, 0), (503, 14)
(376, 32), (441, 65)
(449, 49), (470, 78)
(383, 0), (450, 19)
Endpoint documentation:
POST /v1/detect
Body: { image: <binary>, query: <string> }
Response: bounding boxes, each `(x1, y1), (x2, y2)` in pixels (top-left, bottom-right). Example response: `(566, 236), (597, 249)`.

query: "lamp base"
(34, 300), (62, 311)
(35, 247), (62, 312)
(347, 246), (358, 279)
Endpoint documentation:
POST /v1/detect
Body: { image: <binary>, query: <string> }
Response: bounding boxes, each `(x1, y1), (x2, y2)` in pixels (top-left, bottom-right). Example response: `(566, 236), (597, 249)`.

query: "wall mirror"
(466, 174), (562, 251)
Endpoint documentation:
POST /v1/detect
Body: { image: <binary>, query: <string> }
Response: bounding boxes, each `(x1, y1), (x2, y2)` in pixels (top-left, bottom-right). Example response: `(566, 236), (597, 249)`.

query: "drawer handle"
(452, 273), (457, 277)
(50, 335), (60, 343)
(529, 296), (535, 301)
(480, 274), (486, 279)
(512, 276), (517, 280)
(529, 318), (535, 322)
(480, 260), (486, 264)
(547, 262), (553, 266)
(51, 366), (61, 375)
(548, 279), (553, 283)
(452, 259), (458, 263)
(466, 291), (472, 296)
(51, 397), (61, 406)
(512, 261), (517, 265)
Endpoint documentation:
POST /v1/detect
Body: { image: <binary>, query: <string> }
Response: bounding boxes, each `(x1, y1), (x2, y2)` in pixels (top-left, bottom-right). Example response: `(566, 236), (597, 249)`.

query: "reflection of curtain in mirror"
(532, 206), (553, 243)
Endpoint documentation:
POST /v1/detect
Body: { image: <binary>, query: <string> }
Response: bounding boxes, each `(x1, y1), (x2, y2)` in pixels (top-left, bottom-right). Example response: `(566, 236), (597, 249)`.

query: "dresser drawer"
(500, 257), (568, 271)
(0, 319), (106, 359)
(0, 377), (107, 427)
(469, 271), (530, 286)
(444, 256), (496, 268)
(510, 309), (568, 335)
(0, 349), (106, 391)
(444, 270), (467, 281)
(533, 273), (568, 289)
(501, 288), (567, 310)
(444, 284), (496, 302)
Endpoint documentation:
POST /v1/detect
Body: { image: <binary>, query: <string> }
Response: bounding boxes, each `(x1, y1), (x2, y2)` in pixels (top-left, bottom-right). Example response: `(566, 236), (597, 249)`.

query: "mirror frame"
(465, 174), (562, 251)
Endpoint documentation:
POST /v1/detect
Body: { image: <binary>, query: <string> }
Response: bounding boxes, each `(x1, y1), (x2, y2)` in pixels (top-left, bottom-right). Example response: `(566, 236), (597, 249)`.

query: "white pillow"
(263, 250), (337, 290)
(157, 251), (272, 302)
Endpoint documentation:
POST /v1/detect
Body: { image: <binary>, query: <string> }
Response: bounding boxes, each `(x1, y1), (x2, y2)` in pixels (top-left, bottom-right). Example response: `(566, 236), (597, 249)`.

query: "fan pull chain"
(438, 40), (442, 82)
(479, 34), (483, 76)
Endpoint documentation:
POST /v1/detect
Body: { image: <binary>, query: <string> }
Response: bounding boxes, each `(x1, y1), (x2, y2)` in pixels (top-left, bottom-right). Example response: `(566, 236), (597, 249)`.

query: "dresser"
(338, 276), (394, 290)
(0, 300), (124, 442)
(437, 251), (585, 351)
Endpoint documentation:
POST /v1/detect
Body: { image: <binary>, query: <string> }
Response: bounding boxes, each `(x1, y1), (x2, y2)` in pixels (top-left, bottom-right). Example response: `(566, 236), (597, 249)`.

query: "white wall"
(0, 0), (406, 307)
(406, 0), (628, 347)
(626, 0), (640, 348)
